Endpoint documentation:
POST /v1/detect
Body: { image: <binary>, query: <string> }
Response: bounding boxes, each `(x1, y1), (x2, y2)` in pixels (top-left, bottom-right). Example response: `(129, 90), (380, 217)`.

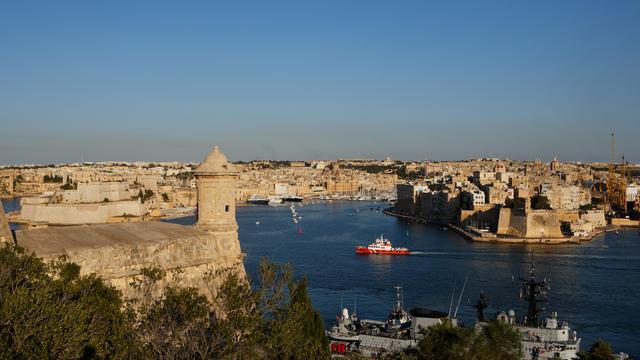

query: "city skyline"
(1, 1), (639, 164)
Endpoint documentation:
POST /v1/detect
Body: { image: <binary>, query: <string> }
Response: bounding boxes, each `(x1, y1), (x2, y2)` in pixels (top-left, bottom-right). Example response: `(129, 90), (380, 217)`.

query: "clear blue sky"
(1, 1), (639, 164)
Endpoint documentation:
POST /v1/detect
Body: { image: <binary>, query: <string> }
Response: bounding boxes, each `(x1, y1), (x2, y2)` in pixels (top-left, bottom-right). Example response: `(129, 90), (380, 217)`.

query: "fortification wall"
(525, 210), (563, 238)
(497, 208), (527, 236)
(0, 205), (13, 245)
(497, 208), (563, 238)
(35, 229), (244, 299)
(556, 209), (579, 223)
(580, 210), (606, 227)
(21, 200), (146, 225)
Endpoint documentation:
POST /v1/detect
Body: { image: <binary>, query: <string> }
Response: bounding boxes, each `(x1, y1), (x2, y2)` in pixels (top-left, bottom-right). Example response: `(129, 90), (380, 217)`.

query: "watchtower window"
(225, 205), (229, 212)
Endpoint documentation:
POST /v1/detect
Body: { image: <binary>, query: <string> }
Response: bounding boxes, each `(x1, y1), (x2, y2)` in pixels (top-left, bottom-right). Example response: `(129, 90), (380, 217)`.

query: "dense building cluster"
(393, 158), (639, 240)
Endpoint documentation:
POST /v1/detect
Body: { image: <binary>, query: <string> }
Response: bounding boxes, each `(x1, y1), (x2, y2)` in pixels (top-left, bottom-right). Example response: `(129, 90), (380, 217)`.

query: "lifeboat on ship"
(355, 235), (410, 255)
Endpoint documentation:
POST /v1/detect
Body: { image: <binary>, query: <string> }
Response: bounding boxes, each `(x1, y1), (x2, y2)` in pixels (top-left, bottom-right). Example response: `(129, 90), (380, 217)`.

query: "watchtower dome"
(194, 145), (239, 232)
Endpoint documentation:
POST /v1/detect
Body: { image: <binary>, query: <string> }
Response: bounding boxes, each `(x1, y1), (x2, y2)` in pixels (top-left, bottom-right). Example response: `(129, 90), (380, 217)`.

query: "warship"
(475, 254), (581, 360)
(327, 285), (454, 357)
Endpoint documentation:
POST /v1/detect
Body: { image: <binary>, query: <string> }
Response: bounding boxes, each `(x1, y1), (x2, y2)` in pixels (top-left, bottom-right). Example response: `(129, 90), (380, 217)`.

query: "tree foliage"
(577, 339), (617, 360)
(0, 246), (138, 359)
(531, 195), (551, 210)
(0, 246), (328, 359)
(412, 320), (521, 360)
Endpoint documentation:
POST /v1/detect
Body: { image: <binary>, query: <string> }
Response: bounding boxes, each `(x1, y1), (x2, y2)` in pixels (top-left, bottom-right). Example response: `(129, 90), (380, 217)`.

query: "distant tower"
(194, 145), (239, 234)
(550, 157), (560, 172)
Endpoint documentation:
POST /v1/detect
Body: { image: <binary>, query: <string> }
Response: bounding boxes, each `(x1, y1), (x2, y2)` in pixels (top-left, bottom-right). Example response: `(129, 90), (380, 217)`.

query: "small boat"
(355, 235), (410, 255)
(255, 221), (260, 225)
(282, 194), (303, 202)
(247, 195), (270, 205)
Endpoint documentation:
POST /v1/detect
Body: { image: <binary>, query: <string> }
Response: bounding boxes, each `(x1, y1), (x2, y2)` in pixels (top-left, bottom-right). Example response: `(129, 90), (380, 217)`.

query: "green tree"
(414, 320), (521, 360)
(577, 339), (616, 360)
(0, 246), (139, 359)
(266, 277), (329, 360)
(474, 320), (522, 360)
(531, 195), (551, 210)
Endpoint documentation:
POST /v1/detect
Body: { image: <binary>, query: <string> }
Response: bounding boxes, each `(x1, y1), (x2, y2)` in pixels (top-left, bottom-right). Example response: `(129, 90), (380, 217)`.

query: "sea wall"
(611, 218), (640, 227)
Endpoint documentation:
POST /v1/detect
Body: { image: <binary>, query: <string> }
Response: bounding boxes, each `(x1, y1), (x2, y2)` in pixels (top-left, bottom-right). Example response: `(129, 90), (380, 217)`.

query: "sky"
(1, 0), (639, 164)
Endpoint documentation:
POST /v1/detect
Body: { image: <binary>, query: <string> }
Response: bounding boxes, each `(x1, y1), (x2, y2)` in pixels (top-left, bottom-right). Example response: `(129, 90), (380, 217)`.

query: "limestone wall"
(525, 210), (563, 238)
(497, 208), (563, 238)
(580, 210), (606, 228)
(173, 187), (197, 207)
(611, 218), (640, 227)
(0, 205), (13, 245)
(20, 200), (147, 225)
(69, 182), (134, 203)
(497, 208), (526, 236)
(31, 226), (244, 299)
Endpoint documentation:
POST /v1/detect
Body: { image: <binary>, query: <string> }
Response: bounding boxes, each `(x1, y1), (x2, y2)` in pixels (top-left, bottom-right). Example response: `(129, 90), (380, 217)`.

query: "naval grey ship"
(475, 254), (581, 359)
(327, 285), (454, 357)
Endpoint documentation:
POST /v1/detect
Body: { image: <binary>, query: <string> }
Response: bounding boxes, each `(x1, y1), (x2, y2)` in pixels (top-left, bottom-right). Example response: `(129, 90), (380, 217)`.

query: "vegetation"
(161, 192), (170, 202)
(177, 171), (194, 180)
(43, 175), (63, 183)
(396, 167), (422, 181)
(577, 339), (617, 360)
(409, 320), (522, 360)
(60, 182), (76, 190)
(137, 189), (155, 203)
(343, 164), (395, 174)
(531, 194), (551, 210)
(580, 204), (594, 211)
(504, 197), (525, 209)
(0, 245), (328, 359)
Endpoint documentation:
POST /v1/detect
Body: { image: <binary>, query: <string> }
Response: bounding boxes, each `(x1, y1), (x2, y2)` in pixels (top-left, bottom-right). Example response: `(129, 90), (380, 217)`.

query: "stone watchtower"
(194, 145), (242, 258)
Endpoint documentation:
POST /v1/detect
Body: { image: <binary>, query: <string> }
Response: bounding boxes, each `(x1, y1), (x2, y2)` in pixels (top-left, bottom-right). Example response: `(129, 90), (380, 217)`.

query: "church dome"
(195, 145), (238, 175)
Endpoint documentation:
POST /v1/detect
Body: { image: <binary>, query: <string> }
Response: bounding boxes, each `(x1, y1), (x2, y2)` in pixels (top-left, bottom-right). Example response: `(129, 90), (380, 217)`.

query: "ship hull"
(355, 246), (410, 255)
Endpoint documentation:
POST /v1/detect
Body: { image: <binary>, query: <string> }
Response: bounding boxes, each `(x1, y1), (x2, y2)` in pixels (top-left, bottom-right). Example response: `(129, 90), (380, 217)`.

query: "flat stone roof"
(16, 221), (204, 257)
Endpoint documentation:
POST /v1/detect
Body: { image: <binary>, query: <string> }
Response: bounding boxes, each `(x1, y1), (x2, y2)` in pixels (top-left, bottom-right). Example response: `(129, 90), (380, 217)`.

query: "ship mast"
(472, 292), (488, 323)
(520, 252), (549, 327)
(394, 284), (403, 312)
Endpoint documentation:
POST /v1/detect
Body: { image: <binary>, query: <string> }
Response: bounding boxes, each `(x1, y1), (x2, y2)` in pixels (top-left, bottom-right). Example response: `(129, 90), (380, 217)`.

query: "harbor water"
(4, 198), (638, 355)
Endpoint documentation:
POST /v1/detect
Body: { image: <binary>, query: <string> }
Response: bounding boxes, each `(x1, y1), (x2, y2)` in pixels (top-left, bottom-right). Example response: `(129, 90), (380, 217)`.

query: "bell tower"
(194, 145), (239, 233)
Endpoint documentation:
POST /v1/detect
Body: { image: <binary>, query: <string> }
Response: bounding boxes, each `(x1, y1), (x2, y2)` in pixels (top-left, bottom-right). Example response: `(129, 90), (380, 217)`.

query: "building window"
(225, 205), (229, 212)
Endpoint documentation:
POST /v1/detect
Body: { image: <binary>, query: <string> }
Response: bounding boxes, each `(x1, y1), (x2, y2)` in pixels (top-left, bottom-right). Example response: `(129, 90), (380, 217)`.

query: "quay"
(384, 208), (600, 245)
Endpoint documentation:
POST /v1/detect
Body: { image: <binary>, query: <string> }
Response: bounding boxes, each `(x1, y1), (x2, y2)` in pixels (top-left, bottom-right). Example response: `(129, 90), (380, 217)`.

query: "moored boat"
(246, 195), (269, 205)
(355, 235), (410, 255)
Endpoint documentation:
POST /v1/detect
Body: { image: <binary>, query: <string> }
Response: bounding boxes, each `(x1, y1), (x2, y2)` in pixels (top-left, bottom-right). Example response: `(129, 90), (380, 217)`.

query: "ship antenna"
(354, 287), (357, 316)
(448, 283), (456, 318)
(520, 251), (548, 327)
(394, 284), (402, 311)
(453, 275), (468, 319)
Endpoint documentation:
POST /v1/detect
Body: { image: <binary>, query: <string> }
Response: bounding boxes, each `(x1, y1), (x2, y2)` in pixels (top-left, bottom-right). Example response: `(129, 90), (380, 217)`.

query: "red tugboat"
(355, 235), (410, 255)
